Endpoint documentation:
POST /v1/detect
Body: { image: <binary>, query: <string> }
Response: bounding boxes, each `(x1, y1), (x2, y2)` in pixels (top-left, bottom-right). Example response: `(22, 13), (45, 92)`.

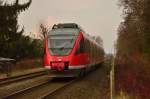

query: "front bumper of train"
(45, 65), (85, 77)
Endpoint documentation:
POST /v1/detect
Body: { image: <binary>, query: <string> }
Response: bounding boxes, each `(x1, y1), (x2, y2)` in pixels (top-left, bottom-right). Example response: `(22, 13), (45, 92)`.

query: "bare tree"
(39, 23), (49, 40)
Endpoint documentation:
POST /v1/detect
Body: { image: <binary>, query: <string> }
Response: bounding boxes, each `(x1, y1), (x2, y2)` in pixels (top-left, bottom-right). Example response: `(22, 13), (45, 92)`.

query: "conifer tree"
(0, 0), (32, 58)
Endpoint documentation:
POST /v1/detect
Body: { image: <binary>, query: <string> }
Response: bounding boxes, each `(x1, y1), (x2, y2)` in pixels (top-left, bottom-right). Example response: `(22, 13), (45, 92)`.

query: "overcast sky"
(15, 0), (122, 53)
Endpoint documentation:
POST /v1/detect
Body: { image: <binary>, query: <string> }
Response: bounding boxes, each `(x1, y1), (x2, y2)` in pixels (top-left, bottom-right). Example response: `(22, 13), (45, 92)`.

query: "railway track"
(0, 69), (47, 86)
(2, 78), (77, 99)
(39, 78), (77, 99)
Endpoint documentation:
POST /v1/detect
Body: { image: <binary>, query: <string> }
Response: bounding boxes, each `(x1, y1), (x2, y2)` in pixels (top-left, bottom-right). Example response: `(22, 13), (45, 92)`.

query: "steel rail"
(1, 79), (50, 99)
(39, 78), (78, 99)
(0, 70), (47, 86)
(2, 78), (77, 99)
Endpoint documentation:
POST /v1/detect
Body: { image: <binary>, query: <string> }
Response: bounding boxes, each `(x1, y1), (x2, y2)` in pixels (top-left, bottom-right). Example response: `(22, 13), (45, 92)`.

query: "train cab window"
(48, 35), (77, 56)
(75, 39), (84, 55)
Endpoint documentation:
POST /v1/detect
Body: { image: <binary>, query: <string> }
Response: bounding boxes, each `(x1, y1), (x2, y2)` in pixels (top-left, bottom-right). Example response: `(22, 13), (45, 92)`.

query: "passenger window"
(76, 39), (84, 54)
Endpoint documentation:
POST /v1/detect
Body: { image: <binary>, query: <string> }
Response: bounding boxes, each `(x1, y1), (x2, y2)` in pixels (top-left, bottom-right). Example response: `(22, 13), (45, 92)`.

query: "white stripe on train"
(44, 61), (102, 70)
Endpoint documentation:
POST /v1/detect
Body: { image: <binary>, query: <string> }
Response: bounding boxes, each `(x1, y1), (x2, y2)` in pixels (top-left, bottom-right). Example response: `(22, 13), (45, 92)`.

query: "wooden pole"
(111, 42), (116, 99)
(111, 56), (115, 99)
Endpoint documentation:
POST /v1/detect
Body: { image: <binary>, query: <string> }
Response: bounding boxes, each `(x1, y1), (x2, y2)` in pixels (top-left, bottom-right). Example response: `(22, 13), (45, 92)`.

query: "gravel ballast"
(46, 64), (110, 99)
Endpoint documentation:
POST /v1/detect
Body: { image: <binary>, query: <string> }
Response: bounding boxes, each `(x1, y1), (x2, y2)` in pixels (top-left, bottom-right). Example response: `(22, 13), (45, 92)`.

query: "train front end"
(44, 28), (88, 77)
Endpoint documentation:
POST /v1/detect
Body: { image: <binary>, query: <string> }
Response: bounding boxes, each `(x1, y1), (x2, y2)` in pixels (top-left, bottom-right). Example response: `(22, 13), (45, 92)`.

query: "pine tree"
(0, 0), (32, 58)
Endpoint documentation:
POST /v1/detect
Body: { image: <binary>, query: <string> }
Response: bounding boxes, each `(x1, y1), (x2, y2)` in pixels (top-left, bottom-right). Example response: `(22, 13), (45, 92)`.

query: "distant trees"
(95, 36), (103, 47)
(92, 35), (103, 47)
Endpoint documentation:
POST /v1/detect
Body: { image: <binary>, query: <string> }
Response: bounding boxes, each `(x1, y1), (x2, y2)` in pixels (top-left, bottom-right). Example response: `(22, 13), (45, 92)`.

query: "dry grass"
(13, 57), (43, 71)
(116, 91), (138, 99)
(116, 53), (150, 99)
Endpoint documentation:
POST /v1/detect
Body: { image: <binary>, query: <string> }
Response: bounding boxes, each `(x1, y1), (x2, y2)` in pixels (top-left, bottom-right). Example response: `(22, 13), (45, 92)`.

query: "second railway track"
(2, 77), (77, 99)
(39, 78), (77, 99)
(0, 70), (47, 86)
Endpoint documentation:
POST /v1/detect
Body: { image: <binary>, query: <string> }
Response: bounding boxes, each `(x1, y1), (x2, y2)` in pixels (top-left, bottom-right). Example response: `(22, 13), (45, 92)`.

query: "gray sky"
(17, 0), (122, 53)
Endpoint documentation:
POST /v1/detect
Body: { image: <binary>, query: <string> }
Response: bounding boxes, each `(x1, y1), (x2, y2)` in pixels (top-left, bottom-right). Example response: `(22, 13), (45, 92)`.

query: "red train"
(44, 23), (104, 77)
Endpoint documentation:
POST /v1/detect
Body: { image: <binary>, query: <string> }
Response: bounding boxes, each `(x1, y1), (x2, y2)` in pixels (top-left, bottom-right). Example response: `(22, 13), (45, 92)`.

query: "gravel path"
(45, 64), (110, 99)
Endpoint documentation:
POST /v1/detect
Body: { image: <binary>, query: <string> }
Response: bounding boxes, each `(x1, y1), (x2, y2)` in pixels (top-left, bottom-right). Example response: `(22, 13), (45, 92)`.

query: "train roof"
(52, 23), (80, 30)
(49, 23), (103, 48)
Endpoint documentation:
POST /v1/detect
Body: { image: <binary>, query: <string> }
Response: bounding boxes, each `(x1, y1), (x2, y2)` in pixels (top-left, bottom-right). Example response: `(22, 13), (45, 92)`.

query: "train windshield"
(48, 35), (77, 56)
